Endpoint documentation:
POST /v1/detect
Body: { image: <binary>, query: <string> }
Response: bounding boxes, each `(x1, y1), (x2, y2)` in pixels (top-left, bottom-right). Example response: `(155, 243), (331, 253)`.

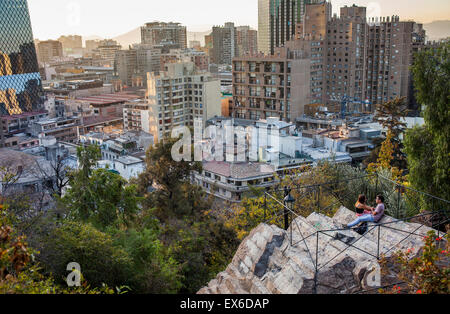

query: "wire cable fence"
(254, 172), (450, 294)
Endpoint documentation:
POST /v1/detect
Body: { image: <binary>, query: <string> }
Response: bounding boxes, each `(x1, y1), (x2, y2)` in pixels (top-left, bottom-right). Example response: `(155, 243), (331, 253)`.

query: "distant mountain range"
(82, 20), (450, 48)
(423, 20), (450, 41)
(84, 27), (211, 48)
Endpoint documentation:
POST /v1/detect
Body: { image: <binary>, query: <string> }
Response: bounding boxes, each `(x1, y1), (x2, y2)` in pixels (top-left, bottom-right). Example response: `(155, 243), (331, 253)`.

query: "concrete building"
(114, 49), (138, 87)
(194, 161), (277, 202)
(85, 40), (101, 53)
(232, 48), (311, 122)
(141, 22), (187, 49)
(30, 116), (82, 143)
(293, 3), (426, 110)
(236, 26), (258, 57)
(134, 44), (162, 78)
(160, 48), (209, 72)
(258, 0), (312, 55)
(147, 62), (221, 142)
(58, 35), (83, 56)
(211, 22), (237, 65)
(37, 40), (63, 63)
(93, 39), (122, 67)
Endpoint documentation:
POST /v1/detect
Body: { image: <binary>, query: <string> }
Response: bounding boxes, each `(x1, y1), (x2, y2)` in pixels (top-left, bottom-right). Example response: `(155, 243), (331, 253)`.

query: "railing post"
(290, 212), (293, 246)
(314, 231), (319, 294)
(377, 225), (381, 259)
(317, 186), (321, 214)
(375, 173), (379, 196)
(264, 192), (267, 222)
(397, 185), (401, 219)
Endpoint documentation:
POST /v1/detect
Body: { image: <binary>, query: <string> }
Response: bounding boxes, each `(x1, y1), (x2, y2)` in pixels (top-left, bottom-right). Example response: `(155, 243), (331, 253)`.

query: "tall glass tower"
(258, 0), (312, 55)
(0, 0), (43, 115)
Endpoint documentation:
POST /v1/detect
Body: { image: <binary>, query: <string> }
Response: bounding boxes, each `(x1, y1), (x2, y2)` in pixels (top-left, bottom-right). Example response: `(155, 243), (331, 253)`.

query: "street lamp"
(283, 187), (295, 231)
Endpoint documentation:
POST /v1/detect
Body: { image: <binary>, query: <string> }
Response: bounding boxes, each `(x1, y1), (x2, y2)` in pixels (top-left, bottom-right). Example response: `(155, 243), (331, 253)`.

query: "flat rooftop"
(75, 92), (141, 106)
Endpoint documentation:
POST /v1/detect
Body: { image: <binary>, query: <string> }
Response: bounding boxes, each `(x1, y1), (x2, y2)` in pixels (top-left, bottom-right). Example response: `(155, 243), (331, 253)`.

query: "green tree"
(135, 137), (239, 293)
(111, 227), (182, 294)
(0, 207), (115, 294)
(62, 168), (141, 229)
(37, 221), (132, 289)
(136, 137), (204, 221)
(407, 42), (450, 201)
(373, 97), (410, 170)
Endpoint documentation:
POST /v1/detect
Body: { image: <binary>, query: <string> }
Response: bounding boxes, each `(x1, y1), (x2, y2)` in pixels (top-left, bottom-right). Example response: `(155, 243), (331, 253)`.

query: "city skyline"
(28, 0), (450, 41)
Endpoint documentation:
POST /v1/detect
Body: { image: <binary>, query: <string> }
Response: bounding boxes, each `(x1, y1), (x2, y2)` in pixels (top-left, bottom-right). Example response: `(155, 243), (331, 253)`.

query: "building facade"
(258, 0), (311, 55)
(232, 49), (311, 122)
(146, 62), (221, 142)
(211, 23), (237, 65)
(0, 0), (43, 116)
(141, 22), (187, 49)
(36, 40), (63, 63)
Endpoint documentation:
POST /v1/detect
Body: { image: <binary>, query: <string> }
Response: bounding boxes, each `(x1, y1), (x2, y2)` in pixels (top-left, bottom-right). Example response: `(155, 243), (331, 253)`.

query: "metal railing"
(253, 172), (450, 294)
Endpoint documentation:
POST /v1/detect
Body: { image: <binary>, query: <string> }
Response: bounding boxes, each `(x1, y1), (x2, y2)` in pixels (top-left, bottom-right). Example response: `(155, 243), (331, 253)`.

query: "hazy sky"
(28, 0), (450, 40)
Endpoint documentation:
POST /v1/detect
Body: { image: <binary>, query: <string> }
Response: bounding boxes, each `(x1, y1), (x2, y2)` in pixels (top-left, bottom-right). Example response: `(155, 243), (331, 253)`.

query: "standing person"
(347, 195), (385, 228)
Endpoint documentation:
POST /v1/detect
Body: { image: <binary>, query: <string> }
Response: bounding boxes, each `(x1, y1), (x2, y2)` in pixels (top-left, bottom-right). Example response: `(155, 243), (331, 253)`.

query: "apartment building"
(147, 62), (221, 142)
(141, 22), (187, 49)
(114, 49), (138, 87)
(30, 116), (82, 143)
(236, 26), (258, 57)
(93, 40), (122, 67)
(232, 49), (311, 122)
(211, 23), (237, 65)
(160, 49), (210, 72)
(37, 40), (63, 63)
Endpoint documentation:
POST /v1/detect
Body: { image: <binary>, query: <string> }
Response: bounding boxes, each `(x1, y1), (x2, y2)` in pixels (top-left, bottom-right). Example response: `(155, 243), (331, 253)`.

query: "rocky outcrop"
(198, 206), (436, 294)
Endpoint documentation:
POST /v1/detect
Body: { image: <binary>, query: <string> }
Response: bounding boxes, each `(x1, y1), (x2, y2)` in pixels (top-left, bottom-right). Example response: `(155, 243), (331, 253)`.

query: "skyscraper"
(0, 0), (43, 115)
(258, 0), (311, 55)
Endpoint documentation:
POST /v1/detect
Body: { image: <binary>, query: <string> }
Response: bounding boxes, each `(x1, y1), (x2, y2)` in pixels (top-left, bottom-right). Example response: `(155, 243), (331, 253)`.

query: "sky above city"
(28, 0), (450, 40)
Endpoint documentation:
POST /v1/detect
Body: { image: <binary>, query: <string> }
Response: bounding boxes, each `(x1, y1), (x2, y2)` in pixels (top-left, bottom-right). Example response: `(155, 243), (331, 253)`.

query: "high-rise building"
(114, 49), (138, 87)
(37, 40), (63, 63)
(145, 62), (221, 142)
(232, 48), (311, 122)
(211, 22), (237, 65)
(236, 26), (258, 57)
(0, 0), (43, 115)
(258, 0), (311, 55)
(238, 2), (426, 122)
(141, 22), (187, 49)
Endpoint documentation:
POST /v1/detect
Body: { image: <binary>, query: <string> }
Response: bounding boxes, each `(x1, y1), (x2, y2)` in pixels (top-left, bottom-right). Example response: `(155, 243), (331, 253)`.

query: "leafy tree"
(136, 137), (204, 221)
(367, 131), (403, 181)
(135, 137), (239, 293)
(166, 216), (239, 293)
(406, 42), (450, 202)
(373, 97), (410, 170)
(0, 207), (114, 294)
(37, 221), (132, 289)
(62, 168), (141, 229)
(111, 227), (182, 294)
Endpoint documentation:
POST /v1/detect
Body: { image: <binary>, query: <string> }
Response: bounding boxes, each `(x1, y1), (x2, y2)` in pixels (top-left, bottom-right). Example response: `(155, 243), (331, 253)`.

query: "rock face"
(198, 206), (435, 294)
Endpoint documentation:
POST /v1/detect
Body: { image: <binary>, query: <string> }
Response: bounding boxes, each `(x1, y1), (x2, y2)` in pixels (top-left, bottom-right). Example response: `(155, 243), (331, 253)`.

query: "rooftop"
(75, 92), (141, 106)
(203, 161), (275, 179)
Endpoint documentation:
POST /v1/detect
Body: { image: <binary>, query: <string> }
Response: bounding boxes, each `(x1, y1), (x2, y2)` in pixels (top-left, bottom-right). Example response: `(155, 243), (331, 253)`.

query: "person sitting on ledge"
(355, 194), (373, 216)
(347, 194), (385, 229)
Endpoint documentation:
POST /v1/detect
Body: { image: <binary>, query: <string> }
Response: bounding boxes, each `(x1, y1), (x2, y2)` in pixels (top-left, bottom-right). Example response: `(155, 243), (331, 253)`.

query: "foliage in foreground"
(379, 231), (450, 294)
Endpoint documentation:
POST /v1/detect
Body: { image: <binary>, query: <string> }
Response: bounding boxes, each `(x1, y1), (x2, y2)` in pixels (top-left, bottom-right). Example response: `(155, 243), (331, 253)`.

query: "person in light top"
(347, 194), (385, 228)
